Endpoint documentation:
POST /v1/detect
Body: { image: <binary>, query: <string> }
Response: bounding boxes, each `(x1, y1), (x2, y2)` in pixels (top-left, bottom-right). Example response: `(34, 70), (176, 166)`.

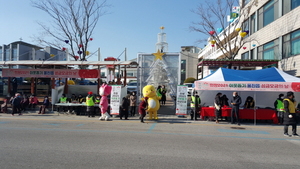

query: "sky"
(0, 0), (206, 61)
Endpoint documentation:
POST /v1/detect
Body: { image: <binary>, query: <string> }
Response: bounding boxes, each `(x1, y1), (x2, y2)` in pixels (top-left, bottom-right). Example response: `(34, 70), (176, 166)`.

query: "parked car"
(126, 82), (137, 94)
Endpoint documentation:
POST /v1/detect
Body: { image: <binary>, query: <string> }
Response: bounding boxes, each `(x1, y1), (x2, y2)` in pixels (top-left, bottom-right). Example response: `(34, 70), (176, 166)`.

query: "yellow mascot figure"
(142, 85), (161, 120)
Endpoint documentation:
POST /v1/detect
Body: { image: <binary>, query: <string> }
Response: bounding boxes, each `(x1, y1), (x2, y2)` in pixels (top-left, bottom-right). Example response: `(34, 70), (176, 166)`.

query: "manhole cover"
(230, 127), (246, 130)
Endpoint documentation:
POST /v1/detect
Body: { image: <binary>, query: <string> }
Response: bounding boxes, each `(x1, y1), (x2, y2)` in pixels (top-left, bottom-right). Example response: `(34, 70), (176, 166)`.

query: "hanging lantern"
(74, 56), (79, 60)
(243, 47), (247, 50)
(252, 44), (256, 47)
(229, 19), (234, 23)
(89, 38), (93, 41)
(211, 44), (215, 47)
(240, 32), (247, 37)
(209, 31), (215, 35)
(62, 47), (66, 51)
(50, 54), (55, 57)
(235, 28), (241, 32)
(64, 40), (69, 43)
(210, 40), (216, 45)
(78, 44), (83, 48)
(86, 51), (90, 55)
(77, 51), (83, 54)
(244, 30), (249, 34)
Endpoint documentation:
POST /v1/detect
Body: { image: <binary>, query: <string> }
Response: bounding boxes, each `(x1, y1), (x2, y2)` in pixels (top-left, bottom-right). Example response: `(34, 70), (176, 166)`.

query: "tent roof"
(201, 67), (300, 82)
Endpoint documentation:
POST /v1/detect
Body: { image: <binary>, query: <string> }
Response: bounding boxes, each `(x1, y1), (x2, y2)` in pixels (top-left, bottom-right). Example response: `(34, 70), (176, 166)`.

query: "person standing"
(160, 85), (167, 105)
(230, 91), (242, 125)
(120, 94), (130, 120)
(129, 92), (137, 116)
(138, 97), (148, 123)
(86, 91), (96, 117)
(190, 91), (201, 120)
(11, 93), (22, 116)
(20, 95), (29, 112)
(214, 93), (222, 124)
(94, 95), (101, 116)
(274, 94), (285, 125)
(283, 91), (299, 137)
(39, 96), (50, 114)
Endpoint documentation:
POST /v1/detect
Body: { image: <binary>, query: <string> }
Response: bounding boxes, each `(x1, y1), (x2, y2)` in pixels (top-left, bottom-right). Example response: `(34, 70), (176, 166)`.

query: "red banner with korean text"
(195, 81), (300, 92)
(2, 69), (100, 78)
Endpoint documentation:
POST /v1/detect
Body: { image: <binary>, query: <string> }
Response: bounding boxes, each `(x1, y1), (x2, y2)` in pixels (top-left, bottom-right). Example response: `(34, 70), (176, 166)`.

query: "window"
(5, 48), (10, 61)
(243, 19), (249, 37)
(241, 52), (249, 60)
(180, 60), (186, 84)
(250, 14), (256, 34)
(258, 39), (279, 60)
(12, 48), (18, 61)
(258, 0), (279, 29)
(283, 0), (300, 14)
(283, 29), (300, 58)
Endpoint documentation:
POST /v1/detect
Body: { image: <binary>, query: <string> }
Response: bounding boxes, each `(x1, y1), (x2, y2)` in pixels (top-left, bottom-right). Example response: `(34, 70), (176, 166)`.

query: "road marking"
(0, 126), (298, 141)
(76, 124), (84, 127)
(0, 116), (284, 130)
(147, 123), (157, 133)
(218, 129), (270, 134)
(43, 123), (62, 126)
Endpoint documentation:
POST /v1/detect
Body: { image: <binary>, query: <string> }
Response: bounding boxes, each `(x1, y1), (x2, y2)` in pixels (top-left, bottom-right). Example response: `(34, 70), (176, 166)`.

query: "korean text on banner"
(110, 85), (122, 115)
(176, 85), (188, 115)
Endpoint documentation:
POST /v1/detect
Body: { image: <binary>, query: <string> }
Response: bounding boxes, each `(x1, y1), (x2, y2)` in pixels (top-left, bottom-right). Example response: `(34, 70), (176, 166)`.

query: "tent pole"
(254, 92), (256, 125)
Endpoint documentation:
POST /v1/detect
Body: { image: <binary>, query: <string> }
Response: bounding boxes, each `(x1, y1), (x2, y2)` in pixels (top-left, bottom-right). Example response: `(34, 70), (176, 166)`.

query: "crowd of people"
(205, 91), (299, 137)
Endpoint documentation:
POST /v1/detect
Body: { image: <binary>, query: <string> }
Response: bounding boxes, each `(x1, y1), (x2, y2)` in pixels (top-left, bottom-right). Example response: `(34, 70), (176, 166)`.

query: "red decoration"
(74, 56), (79, 60)
(78, 69), (99, 78)
(78, 44), (83, 48)
(211, 44), (215, 47)
(89, 38), (93, 41)
(291, 82), (300, 92)
(62, 47), (66, 51)
(209, 31), (215, 35)
(243, 47), (247, 50)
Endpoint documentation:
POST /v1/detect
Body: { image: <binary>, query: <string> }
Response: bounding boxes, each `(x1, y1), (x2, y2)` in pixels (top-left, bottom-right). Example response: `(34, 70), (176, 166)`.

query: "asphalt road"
(0, 114), (300, 169)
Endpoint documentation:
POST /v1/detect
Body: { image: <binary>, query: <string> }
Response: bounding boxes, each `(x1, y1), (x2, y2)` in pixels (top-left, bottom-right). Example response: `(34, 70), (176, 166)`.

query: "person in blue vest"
(274, 94), (284, 125)
(283, 91), (299, 137)
(86, 91), (96, 118)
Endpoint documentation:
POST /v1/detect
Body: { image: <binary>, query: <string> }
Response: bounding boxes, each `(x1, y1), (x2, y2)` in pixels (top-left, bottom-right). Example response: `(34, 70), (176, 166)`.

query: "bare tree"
(31, 0), (108, 61)
(190, 0), (258, 61)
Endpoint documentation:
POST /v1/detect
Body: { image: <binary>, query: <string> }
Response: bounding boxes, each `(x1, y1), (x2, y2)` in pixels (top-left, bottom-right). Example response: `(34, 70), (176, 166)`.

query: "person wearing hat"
(283, 91), (299, 137)
(86, 91), (96, 117)
(274, 93), (285, 125)
(138, 97), (148, 123)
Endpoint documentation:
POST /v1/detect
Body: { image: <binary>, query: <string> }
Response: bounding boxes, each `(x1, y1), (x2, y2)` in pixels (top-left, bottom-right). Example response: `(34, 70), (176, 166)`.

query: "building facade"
(198, 0), (300, 79)
(238, 0), (300, 76)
